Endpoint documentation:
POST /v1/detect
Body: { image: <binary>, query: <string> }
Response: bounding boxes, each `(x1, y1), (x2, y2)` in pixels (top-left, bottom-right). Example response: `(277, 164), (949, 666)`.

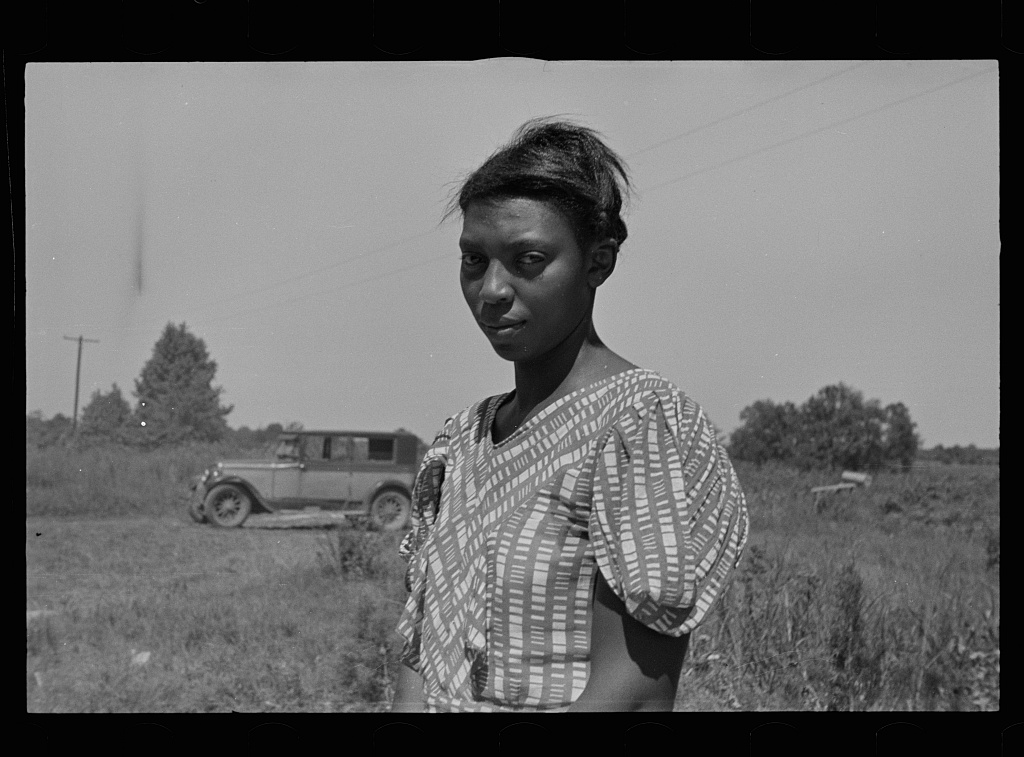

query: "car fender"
(203, 476), (271, 513)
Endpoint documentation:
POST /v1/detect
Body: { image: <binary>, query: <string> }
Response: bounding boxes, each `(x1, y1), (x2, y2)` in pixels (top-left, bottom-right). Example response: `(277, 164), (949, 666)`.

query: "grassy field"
(26, 444), (999, 712)
(680, 462), (999, 711)
(27, 516), (407, 712)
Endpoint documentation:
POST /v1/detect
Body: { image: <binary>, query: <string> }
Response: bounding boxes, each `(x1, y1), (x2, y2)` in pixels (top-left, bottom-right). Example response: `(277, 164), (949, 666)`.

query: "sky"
(24, 60), (999, 448)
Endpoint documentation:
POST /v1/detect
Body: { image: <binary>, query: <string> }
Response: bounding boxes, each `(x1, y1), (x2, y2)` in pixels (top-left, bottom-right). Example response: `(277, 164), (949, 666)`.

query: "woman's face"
(459, 197), (608, 363)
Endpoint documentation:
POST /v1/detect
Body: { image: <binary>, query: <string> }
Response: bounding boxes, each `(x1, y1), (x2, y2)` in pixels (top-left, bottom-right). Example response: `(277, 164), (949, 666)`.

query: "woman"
(391, 119), (749, 712)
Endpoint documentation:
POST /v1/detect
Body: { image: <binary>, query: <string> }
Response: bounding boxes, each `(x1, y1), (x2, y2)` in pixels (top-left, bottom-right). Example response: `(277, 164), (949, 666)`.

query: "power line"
(191, 65), (868, 320)
(193, 65), (994, 325)
(627, 61), (870, 159)
(193, 249), (453, 325)
(182, 64), (872, 323)
(644, 65), (996, 195)
(186, 226), (440, 318)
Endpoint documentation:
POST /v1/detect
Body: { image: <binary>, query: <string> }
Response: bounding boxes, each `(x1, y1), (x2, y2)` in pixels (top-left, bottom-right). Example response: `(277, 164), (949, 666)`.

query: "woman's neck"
(507, 322), (633, 426)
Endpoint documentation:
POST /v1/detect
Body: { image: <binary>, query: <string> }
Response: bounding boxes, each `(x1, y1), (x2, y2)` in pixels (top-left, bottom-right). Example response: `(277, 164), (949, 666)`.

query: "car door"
(271, 437), (302, 502)
(348, 435), (397, 504)
(297, 434), (351, 507)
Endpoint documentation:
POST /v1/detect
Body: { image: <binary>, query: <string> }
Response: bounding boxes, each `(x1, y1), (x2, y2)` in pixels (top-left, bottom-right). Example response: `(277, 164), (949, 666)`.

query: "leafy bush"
(26, 411), (73, 448)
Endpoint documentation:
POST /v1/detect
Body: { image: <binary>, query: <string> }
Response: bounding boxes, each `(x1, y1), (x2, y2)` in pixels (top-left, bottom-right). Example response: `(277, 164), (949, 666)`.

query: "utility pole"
(63, 335), (100, 432)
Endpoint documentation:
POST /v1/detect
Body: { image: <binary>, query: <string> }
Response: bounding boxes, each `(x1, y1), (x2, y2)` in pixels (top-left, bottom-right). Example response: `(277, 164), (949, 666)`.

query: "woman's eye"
(519, 254), (545, 267)
(461, 253), (483, 267)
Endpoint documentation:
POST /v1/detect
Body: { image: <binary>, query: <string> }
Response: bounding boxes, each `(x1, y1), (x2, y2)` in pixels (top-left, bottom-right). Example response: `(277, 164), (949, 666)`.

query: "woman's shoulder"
(607, 369), (714, 441)
(426, 393), (509, 449)
(609, 367), (690, 412)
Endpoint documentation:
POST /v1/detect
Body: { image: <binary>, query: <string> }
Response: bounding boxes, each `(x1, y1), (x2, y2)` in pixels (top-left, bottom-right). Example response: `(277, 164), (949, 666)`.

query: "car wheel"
(369, 490), (411, 531)
(187, 496), (208, 524)
(204, 484), (252, 528)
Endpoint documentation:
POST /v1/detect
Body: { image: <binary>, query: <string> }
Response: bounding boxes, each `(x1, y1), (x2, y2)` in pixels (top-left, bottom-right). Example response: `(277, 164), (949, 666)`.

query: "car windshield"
(275, 439), (300, 459)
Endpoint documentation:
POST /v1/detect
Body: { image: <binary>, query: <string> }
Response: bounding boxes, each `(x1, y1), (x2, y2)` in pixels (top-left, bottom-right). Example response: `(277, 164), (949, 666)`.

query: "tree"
(133, 322), (233, 446)
(728, 399), (801, 467)
(796, 384), (885, 470)
(881, 402), (919, 471)
(79, 383), (134, 443)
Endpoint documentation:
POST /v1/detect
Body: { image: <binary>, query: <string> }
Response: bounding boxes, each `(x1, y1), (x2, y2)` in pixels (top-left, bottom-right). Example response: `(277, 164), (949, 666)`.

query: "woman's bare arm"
(568, 571), (690, 712)
(390, 662), (426, 713)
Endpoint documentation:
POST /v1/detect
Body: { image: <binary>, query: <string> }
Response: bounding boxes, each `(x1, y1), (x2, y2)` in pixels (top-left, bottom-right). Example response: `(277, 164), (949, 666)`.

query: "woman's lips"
(480, 320), (525, 337)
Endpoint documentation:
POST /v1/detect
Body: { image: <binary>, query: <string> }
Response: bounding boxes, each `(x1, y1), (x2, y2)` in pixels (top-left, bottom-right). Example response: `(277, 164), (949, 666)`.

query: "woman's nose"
(479, 261), (513, 304)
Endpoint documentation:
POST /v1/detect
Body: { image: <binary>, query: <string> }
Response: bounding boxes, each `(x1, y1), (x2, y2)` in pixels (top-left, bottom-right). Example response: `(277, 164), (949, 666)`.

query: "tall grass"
(682, 545), (999, 711)
(675, 461), (1000, 711)
(315, 524), (408, 705)
(27, 570), (401, 712)
(27, 520), (410, 713)
(26, 441), (265, 518)
(736, 460), (1000, 536)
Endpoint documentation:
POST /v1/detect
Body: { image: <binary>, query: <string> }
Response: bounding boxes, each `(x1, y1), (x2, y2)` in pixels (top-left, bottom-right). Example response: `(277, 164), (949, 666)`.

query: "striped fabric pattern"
(396, 368), (749, 712)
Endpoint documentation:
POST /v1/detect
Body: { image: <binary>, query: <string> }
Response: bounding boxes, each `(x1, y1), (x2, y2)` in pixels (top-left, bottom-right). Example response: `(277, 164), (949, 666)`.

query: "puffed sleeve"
(589, 392), (749, 636)
(395, 422), (452, 671)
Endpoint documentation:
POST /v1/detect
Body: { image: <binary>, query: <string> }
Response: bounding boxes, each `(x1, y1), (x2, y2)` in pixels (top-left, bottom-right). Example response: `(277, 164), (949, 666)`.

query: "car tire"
(204, 484), (252, 528)
(187, 496), (208, 524)
(369, 489), (412, 531)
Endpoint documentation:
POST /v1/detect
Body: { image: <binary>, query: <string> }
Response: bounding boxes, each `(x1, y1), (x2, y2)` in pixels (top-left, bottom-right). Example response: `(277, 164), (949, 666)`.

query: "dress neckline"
(484, 367), (659, 449)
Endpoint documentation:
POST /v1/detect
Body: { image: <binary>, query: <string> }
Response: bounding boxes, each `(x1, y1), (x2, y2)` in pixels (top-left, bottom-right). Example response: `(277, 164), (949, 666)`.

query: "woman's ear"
(587, 238), (619, 288)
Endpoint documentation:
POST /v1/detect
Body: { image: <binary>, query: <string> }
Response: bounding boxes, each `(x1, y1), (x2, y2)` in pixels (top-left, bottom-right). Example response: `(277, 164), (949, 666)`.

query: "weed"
(825, 562), (883, 709)
(316, 523), (403, 581)
(985, 529), (999, 571)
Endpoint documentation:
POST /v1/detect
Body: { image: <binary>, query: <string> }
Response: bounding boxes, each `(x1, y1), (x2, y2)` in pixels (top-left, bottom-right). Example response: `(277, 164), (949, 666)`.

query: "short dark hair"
(447, 118), (631, 250)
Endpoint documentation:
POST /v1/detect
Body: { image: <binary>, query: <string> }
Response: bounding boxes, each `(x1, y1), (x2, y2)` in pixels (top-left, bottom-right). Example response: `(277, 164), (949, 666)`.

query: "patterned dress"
(396, 368), (749, 712)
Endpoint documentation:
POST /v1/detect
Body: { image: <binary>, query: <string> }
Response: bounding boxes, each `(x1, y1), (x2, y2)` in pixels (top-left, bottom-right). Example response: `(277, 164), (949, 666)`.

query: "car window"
(368, 437), (395, 462)
(275, 439), (300, 459)
(333, 436), (396, 463)
(291, 434), (398, 463)
(329, 435), (354, 461)
(302, 435), (328, 460)
(351, 437), (370, 462)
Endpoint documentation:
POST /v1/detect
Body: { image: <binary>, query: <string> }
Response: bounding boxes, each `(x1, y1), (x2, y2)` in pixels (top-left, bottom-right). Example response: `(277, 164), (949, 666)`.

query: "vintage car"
(188, 429), (425, 530)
